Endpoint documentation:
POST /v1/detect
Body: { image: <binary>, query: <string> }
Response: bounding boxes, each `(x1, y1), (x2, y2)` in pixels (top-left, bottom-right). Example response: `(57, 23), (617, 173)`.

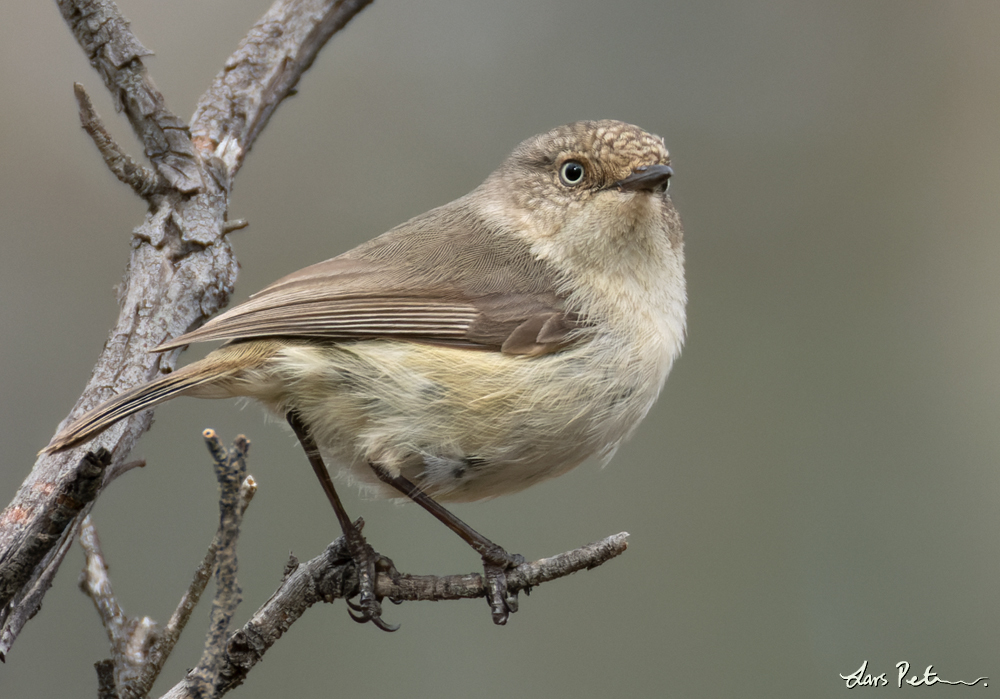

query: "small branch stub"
(1, 6), (643, 698)
(1, 0), (376, 662)
(163, 531), (630, 698)
(56, 0), (204, 192)
(74, 83), (166, 197)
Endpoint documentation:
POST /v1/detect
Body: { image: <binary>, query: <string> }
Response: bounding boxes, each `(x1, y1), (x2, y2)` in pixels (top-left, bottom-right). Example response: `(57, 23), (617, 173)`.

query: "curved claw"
(371, 615), (400, 632)
(345, 597), (399, 632)
(346, 603), (369, 624)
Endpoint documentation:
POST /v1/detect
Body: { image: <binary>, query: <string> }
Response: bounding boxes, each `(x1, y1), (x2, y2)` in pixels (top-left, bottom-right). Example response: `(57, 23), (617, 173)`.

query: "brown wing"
(158, 201), (580, 356)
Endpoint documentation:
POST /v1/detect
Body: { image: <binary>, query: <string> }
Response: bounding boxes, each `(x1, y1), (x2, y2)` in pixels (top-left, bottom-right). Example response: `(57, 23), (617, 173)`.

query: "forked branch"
(78, 433), (627, 699)
(0, 0), (373, 659)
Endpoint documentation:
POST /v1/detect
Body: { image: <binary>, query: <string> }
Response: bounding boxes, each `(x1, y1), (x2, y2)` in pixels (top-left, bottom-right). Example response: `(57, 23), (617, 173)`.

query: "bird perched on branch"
(46, 120), (687, 627)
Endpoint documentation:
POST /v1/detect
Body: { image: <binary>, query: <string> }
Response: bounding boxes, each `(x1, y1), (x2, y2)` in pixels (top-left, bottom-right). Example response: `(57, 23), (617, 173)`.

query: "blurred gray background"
(3, 1), (1000, 696)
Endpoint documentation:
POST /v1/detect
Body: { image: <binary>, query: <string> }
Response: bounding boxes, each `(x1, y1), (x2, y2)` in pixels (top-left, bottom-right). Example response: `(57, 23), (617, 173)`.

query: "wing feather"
(158, 202), (582, 355)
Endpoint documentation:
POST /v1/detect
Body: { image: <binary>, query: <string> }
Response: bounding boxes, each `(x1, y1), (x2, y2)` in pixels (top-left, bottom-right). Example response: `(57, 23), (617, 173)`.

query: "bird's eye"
(559, 160), (586, 186)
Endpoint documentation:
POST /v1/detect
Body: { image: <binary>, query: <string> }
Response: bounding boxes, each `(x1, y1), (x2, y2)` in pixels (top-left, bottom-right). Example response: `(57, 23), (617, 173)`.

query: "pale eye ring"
(559, 160), (586, 186)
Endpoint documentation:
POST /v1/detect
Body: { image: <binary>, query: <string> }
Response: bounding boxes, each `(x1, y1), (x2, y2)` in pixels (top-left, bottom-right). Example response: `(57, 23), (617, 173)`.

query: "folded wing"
(159, 204), (581, 356)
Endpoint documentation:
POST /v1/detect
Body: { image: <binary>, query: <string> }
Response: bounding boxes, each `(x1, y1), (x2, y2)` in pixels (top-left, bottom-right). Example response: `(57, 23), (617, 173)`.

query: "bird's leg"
(286, 412), (397, 632)
(368, 463), (524, 625)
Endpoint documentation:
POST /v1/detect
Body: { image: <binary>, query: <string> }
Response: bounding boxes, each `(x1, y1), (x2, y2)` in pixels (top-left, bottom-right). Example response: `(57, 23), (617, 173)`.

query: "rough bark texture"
(0, 0), (374, 660)
(0, 4), (634, 694)
(158, 532), (631, 699)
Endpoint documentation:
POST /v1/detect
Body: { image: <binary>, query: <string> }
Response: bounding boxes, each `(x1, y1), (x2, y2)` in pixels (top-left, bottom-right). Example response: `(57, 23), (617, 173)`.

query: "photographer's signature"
(841, 661), (987, 688)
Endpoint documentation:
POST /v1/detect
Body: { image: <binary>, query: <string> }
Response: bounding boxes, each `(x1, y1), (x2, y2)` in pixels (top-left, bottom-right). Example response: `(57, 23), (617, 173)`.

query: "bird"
(44, 119), (686, 626)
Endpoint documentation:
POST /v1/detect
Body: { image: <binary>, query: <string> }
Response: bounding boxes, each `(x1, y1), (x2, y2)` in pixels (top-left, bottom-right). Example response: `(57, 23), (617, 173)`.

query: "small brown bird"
(45, 120), (686, 626)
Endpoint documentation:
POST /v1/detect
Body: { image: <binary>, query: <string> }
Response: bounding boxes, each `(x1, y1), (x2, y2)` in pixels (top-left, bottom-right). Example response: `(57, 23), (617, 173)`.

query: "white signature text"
(840, 660), (987, 688)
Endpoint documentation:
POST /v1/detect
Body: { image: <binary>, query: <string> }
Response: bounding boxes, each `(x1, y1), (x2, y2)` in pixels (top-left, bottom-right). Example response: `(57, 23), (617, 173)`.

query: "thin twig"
(160, 532), (630, 698)
(79, 516), (160, 693)
(186, 432), (252, 699)
(103, 460), (146, 489)
(221, 220), (249, 234)
(0, 0), (368, 657)
(74, 83), (167, 197)
(128, 475), (256, 699)
(381, 533), (632, 601)
(76, 434), (259, 699)
(56, 0), (203, 192)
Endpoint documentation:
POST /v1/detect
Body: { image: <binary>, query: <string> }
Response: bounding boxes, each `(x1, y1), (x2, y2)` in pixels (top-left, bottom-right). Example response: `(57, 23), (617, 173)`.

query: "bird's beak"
(614, 164), (673, 193)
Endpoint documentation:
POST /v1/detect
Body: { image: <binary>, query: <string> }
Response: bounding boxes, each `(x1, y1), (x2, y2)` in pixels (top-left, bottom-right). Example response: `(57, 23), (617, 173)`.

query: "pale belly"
(250, 335), (670, 502)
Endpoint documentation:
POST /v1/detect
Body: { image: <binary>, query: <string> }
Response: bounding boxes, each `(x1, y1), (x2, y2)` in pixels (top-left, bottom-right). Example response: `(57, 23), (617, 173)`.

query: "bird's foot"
(480, 545), (525, 625)
(341, 517), (399, 632)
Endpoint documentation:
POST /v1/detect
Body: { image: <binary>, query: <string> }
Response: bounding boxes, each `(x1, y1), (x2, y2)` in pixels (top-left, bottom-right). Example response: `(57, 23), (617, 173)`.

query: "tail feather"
(41, 342), (276, 454)
(41, 364), (219, 454)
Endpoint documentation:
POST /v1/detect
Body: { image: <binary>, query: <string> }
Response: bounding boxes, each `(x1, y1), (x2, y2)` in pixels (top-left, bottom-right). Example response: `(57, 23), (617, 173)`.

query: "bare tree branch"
(0, 0), (372, 659)
(96, 659), (119, 699)
(0, 450), (107, 606)
(79, 517), (159, 693)
(74, 82), (167, 197)
(1, 3), (636, 693)
(0, 449), (109, 659)
(191, 0), (375, 185)
(134, 474), (257, 699)
(186, 432), (253, 699)
(66, 429), (629, 699)
(160, 532), (630, 699)
(79, 433), (258, 699)
(56, 0), (203, 192)
(0, 511), (83, 661)
(72, 431), (627, 698)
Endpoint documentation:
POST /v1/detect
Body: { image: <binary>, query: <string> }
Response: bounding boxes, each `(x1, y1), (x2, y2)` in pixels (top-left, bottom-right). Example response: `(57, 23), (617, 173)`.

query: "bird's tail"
(42, 342), (274, 454)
